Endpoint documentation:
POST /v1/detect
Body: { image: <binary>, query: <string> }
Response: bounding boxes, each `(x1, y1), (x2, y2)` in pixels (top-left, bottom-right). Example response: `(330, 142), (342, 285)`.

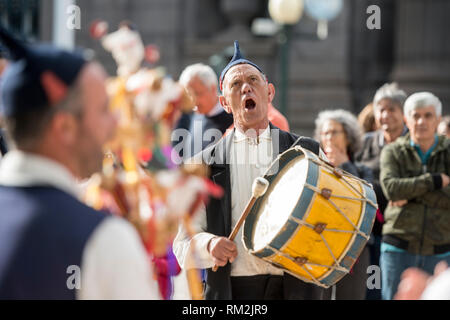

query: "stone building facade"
(4, 0), (449, 136)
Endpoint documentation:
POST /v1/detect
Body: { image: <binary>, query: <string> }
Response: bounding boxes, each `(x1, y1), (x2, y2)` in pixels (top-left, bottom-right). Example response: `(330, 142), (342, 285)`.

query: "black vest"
(0, 186), (106, 299)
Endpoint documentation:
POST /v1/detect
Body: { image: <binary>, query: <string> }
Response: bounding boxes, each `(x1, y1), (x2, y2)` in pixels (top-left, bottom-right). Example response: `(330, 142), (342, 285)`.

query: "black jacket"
(199, 123), (321, 299)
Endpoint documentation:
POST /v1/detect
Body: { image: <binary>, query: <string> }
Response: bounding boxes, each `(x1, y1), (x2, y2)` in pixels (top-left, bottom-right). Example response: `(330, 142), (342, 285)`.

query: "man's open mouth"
(245, 98), (256, 110)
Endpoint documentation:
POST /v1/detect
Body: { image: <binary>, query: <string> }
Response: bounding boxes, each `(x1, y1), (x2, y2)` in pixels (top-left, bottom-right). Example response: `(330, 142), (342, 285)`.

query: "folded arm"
(380, 146), (442, 201)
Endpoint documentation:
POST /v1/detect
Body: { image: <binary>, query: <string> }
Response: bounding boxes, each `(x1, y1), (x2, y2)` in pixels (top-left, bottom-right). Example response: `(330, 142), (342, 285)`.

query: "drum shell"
(243, 147), (377, 288)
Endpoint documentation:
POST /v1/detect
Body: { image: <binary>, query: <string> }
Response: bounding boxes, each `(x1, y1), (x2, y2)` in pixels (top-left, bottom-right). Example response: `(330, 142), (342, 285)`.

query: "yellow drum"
(243, 146), (377, 288)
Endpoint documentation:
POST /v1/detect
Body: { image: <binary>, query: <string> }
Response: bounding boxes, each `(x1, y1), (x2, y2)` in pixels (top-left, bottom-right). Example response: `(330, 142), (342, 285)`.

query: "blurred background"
(1, 0), (449, 136)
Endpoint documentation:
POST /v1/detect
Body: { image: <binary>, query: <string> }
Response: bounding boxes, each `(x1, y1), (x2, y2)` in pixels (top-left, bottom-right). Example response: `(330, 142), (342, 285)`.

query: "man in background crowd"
(173, 63), (233, 161)
(380, 91), (450, 300)
(355, 83), (408, 299)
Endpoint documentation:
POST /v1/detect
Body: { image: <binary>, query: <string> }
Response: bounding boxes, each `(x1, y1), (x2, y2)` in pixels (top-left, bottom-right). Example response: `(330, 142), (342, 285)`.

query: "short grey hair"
(373, 82), (407, 110)
(314, 109), (363, 156)
(404, 92), (442, 117)
(179, 63), (218, 89)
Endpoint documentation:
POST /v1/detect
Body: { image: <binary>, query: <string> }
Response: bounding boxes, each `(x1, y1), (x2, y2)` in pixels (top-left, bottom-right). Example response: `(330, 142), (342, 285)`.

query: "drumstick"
(212, 177), (269, 272)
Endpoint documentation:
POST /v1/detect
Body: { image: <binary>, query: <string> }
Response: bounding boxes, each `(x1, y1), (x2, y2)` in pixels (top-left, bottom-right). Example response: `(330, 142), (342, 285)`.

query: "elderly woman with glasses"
(314, 108), (373, 300)
(315, 109), (373, 180)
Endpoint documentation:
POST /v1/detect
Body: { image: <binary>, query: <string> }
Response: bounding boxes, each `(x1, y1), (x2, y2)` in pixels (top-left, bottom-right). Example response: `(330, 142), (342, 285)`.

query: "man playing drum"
(173, 41), (326, 300)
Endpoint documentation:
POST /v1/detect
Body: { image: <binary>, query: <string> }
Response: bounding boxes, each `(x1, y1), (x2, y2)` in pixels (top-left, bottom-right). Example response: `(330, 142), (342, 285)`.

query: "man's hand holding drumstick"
(207, 236), (237, 268)
(208, 177), (269, 271)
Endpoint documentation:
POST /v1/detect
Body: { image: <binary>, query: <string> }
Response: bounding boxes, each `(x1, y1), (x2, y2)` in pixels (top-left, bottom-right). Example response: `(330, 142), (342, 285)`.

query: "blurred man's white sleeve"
(79, 217), (161, 300)
(172, 203), (216, 269)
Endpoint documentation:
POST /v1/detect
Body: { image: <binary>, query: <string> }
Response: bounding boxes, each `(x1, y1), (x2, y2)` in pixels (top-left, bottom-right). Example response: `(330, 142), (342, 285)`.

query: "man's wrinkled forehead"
(223, 63), (266, 85)
(409, 105), (437, 117)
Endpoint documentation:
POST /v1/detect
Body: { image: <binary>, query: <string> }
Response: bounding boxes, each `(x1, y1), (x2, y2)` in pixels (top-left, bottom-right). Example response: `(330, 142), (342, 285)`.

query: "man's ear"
(268, 83), (275, 103)
(219, 95), (232, 114)
(51, 112), (78, 146)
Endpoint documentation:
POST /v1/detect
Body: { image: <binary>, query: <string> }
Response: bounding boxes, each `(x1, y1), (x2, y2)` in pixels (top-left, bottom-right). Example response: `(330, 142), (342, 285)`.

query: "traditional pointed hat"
(0, 25), (88, 117)
(219, 40), (264, 92)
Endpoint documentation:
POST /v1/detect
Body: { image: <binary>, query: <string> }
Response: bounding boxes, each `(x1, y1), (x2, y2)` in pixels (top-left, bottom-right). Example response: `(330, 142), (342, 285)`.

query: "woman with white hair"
(315, 109), (373, 180)
(314, 109), (373, 300)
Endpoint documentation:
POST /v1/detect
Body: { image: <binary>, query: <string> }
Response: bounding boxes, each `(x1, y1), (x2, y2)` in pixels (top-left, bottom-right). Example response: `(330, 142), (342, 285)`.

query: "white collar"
(206, 101), (224, 117)
(234, 125), (271, 145)
(0, 150), (80, 198)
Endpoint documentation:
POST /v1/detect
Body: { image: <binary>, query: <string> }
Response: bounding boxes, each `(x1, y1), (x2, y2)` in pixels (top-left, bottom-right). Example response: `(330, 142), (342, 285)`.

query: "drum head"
(252, 154), (308, 251)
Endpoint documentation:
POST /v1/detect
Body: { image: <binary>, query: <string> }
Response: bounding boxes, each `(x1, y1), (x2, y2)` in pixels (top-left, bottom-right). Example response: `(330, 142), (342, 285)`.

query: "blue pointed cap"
(219, 41), (264, 92)
(0, 25), (88, 118)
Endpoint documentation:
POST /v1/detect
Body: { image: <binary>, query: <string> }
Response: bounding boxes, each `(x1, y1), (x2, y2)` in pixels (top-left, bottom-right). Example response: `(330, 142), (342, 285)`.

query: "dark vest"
(200, 124), (321, 299)
(0, 186), (106, 299)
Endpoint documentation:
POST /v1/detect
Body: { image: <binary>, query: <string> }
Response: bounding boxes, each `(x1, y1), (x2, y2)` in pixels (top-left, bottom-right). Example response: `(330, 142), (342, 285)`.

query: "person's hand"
(324, 146), (349, 167)
(389, 199), (408, 207)
(395, 261), (448, 300)
(441, 173), (450, 188)
(208, 236), (237, 267)
(394, 268), (429, 300)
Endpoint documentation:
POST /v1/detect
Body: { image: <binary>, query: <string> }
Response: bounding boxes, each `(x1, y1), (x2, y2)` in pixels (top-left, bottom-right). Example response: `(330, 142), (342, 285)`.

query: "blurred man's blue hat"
(0, 25), (88, 117)
(219, 40), (264, 92)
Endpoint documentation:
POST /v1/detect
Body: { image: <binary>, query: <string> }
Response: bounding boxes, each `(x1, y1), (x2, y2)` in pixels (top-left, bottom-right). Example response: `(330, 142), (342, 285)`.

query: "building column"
(391, 0), (450, 112)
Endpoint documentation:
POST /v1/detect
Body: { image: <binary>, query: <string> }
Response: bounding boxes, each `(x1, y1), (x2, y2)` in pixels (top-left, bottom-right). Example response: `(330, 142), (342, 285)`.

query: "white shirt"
(173, 125), (283, 276)
(229, 126), (283, 276)
(0, 151), (160, 300)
